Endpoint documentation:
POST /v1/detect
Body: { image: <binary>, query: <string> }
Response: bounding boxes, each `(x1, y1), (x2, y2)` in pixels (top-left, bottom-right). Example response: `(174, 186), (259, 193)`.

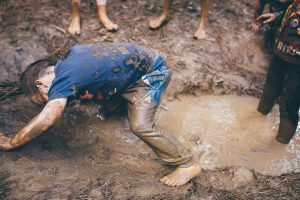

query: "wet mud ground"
(0, 0), (300, 199)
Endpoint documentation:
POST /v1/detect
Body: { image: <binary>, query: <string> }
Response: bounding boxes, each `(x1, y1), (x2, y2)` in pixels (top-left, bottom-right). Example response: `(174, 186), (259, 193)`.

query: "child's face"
(30, 93), (48, 106)
(32, 66), (55, 106)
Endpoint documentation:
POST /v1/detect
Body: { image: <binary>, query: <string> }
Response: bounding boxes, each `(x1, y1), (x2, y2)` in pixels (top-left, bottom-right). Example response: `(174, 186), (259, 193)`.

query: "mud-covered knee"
(130, 121), (153, 136)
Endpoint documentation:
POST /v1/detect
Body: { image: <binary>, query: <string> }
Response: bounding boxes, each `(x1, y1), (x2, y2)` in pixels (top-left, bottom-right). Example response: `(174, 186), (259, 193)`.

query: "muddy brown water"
(158, 95), (300, 176)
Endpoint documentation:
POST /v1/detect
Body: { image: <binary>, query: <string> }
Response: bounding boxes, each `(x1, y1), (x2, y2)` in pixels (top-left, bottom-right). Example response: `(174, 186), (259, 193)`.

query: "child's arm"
(251, 0), (267, 33)
(257, 13), (276, 24)
(256, 11), (284, 25)
(0, 98), (67, 151)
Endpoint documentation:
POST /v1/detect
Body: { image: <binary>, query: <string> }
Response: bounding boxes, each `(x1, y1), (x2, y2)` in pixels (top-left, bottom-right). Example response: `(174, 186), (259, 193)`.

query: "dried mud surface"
(0, 0), (299, 199)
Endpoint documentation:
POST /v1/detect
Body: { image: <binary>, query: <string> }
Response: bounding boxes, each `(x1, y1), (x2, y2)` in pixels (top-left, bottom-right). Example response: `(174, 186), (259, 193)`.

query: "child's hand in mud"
(0, 132), (12, 151)
(256, 13), (276, 25)
(250, 21), (261, 33)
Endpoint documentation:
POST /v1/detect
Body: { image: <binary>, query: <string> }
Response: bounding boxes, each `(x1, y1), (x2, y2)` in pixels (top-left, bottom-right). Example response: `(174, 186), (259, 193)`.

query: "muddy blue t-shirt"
(48, 42), (159, 102)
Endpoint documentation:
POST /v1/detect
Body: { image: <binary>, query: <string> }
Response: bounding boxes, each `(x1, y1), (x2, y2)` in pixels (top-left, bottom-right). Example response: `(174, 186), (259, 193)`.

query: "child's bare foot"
(68, 17), (81, 35)
(160, 164), (201, 187)
(99, 14), (118, 31)
(149, 15), (169, 29)
(194, 29), (206, 40)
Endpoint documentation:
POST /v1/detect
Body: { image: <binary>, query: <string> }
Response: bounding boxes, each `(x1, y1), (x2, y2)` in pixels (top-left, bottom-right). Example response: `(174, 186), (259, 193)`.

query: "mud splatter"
(116, 46), (130, 55)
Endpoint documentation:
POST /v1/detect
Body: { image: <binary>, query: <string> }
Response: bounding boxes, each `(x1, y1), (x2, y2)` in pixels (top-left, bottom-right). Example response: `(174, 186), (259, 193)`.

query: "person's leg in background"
(68, 0), (81, 35)
(194, 0), (212, 40)
(149, 0), (173, 29)
(68, 0), (118, 35)
(257, 56), (286, 115)
(276, 63), (300, 144)
(96, 0), (118, 31)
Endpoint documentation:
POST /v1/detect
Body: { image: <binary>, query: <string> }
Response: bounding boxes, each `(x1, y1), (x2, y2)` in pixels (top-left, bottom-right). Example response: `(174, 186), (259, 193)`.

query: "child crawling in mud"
(0, 42), (200, 187)
(256, 0), (300, 144)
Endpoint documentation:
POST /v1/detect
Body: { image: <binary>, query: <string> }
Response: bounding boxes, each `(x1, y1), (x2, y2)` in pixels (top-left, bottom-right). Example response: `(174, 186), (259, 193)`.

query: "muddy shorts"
(121, 56), (193, 166)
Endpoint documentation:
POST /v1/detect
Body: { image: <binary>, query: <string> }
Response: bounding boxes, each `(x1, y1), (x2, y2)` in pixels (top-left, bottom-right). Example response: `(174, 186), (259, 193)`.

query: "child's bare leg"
(160, 164), (201, 187)
(96, 0), (118, 31)
(194, 0), (212, 40)
(149, 0), (172, 29)
(68, 0), (81, 35)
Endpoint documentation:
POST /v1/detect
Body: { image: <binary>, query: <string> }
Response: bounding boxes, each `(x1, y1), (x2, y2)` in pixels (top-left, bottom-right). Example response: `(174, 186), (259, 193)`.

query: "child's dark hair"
(20, 59), (57, 97)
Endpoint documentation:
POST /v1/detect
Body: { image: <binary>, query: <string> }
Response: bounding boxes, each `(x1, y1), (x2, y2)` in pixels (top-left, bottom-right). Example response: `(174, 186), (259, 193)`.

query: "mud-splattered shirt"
(274, 0), (300, 65)
(48, 42), (159, 101)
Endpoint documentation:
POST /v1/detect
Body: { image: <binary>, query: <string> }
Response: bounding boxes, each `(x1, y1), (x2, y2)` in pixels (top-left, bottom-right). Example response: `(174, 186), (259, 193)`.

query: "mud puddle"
(158, 95), (300, 176)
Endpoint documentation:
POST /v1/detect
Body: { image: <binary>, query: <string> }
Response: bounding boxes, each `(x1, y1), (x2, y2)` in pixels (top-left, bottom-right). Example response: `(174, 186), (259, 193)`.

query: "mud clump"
(232, 167), (255, 184)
